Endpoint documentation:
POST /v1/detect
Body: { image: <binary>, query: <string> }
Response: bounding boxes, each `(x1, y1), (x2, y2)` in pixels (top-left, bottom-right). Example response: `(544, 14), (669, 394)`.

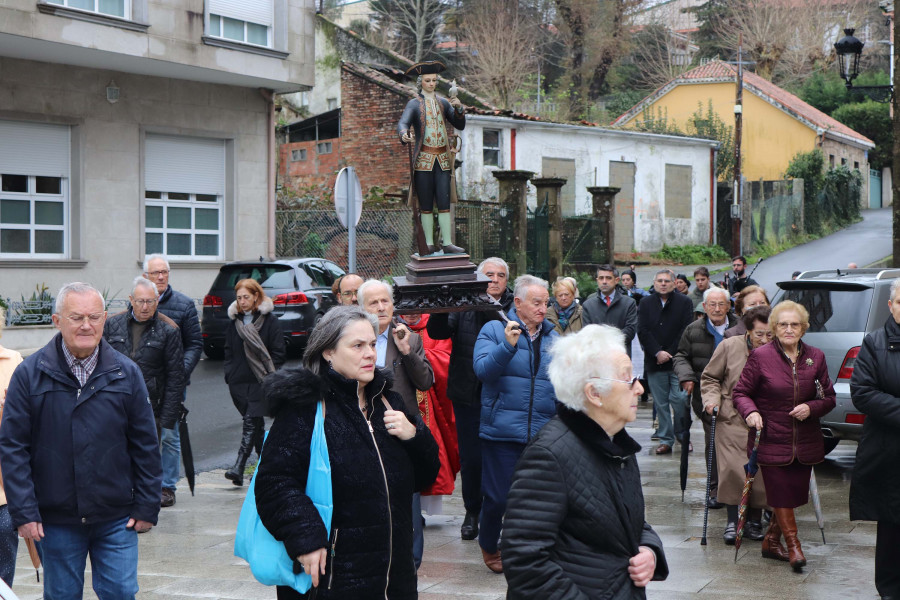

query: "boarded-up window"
(665, 164), (692, 219)
(541, 157), (576, 216)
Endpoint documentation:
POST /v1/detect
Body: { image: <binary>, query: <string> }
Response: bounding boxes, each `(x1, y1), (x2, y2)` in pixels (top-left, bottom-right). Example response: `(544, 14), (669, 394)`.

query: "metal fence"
(276, 208), (415, 279)
(4, 298), (135, 326)
(746, 179), (804, 252)
(453, 201), (503, 263)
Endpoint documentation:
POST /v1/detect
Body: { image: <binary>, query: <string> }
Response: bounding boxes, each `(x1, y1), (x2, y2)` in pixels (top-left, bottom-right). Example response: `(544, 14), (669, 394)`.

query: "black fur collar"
(263, 365), (393, 416)
(557, 404), (641, 460)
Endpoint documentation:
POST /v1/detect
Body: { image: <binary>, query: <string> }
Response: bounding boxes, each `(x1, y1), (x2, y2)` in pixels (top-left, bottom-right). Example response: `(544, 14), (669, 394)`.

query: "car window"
(304, 262), (331, 288)
(778, 287), (874, 332)
(212, 265), (294, 290)
(323, 261), (346, 282)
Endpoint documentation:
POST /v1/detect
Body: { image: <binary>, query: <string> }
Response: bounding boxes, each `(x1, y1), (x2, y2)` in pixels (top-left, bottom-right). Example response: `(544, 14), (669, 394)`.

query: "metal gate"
(870, 169), (882, 209)
(527, 201), (550, 280)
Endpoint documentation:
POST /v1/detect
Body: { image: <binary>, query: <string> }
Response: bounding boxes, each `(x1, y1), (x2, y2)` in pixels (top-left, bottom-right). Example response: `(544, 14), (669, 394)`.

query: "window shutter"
(145, 134), (225, 196)
(208, 0), (273, 26)
(0, 120), (70, 177)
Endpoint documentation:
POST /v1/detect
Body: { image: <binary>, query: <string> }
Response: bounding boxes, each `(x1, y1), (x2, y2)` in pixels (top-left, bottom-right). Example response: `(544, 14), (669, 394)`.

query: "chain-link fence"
(746, 179), (804, 253)
(453, 201), (503, 264)
(276, 209), (415, 279)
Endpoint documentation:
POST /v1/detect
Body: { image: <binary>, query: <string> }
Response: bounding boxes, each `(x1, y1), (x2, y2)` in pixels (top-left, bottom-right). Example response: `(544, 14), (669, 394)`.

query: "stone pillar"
(492, 170), (534, 279)
(532, 177), (567, 281)
(587, 186), (620, 266)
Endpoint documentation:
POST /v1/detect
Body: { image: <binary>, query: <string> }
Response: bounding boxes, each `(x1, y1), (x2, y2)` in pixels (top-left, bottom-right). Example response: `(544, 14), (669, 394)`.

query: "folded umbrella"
(25, 538), (40, 582)
(179, 405), (196, 496)
(701, 407), (718, 546)
(809, 467), (826, 543)
(734, 428), (762, 562)
(680, 402), (691, 502)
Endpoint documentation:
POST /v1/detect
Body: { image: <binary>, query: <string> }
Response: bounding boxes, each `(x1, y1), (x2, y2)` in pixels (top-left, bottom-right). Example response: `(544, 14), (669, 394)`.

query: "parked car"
(772, 268), (900, 454)
(201, 258), (345, 359)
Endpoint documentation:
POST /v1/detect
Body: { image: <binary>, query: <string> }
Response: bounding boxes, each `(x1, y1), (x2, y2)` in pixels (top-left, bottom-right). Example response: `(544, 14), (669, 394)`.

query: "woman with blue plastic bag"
(255, 306), (440, 599)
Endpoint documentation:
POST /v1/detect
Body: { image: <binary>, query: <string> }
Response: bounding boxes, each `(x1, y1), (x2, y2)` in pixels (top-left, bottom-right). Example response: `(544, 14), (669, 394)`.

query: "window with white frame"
(0, 120), (70, 259)
(483, 129), (501, 167)
(44, 0), (129, 19)
(144, 134), (225, 260)
(208, 0), (273, 47)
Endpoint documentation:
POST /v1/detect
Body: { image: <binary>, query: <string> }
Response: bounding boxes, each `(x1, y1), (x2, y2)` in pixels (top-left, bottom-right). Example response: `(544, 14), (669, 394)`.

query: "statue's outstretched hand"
(401, 129), (414, 144)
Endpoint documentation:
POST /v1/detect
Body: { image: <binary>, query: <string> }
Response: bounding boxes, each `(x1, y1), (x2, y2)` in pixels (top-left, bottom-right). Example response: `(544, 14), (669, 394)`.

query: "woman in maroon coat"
(732, 300), (836, 572)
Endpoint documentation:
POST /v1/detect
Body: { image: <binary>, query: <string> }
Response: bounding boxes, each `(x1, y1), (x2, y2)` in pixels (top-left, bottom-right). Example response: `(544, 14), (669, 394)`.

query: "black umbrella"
(680, 402), (692, 502)
(701, 407), (718, 545)
(179, 405), (196, 496)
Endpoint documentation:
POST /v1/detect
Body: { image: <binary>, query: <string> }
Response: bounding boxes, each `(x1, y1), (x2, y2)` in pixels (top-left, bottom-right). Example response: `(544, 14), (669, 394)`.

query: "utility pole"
(893, 10), (900, 266)
(732, 33), (744, 257)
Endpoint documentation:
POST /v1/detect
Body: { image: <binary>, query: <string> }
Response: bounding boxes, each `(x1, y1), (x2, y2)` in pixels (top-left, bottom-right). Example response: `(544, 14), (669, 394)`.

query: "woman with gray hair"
(502, 324), (668, 598)
(254, 306), (439, 599)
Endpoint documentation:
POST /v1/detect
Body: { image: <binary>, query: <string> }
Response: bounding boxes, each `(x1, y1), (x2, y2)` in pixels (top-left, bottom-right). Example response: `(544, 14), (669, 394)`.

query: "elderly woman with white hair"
(502, 324), (668, 598)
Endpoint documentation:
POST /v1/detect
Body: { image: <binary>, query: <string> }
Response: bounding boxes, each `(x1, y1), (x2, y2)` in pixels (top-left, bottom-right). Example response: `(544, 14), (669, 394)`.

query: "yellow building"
(613, 60), (875, 183)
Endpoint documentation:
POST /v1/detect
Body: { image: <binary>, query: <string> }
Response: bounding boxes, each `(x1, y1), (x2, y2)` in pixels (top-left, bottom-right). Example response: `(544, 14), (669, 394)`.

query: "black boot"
(225, 416), (255, 486)
(461, 511), (479, 540)
(250, 417), (265, 458)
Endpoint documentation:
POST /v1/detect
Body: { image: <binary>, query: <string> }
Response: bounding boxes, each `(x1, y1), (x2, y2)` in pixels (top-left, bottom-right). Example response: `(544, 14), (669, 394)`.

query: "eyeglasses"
(147, 270), (169, 277)
(590, 376), (640, 389)
(705, 302), (728, 308)
(131, 299), (157, 306)
(65, 313), (104, 325)
(776, 321), (802, 330)
(340, 290), (358, 298)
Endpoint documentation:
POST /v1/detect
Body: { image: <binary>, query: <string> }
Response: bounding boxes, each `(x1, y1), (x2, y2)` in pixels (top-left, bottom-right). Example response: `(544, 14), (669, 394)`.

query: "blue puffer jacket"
(474, 307), (559, 444)
(0, 335), (162, 528)
(157, 285), (202, 378)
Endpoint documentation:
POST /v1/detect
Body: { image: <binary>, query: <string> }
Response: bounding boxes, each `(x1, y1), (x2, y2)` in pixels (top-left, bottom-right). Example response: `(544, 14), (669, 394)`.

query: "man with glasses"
(674, 287), (737, 508)
(0, 282), (161, 599)
(143, 254), (201, 507)
(582, 264), (638, 357)
(638, 269), (694, 455)
(104, 277), (185, 510)
(334, 273), (364, 306)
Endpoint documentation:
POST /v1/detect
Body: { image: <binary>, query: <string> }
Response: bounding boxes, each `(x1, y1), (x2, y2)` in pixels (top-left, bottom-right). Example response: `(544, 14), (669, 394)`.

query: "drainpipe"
(259, 88), (276, 258)
(510, 128), (516, 169)
(710, 146), (717, 244)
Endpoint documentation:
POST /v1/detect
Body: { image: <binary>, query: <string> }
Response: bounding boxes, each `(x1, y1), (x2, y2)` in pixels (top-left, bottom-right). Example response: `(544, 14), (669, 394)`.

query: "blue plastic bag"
(234, 400), (333, 593)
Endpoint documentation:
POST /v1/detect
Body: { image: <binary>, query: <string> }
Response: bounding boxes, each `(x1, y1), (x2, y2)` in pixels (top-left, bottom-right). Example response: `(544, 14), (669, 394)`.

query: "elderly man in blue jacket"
(473, 274), (559, 575)
(0, 282), (161, 600)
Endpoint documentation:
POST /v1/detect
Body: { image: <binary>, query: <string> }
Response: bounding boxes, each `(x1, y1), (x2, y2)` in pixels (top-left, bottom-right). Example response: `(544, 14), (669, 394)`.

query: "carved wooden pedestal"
(392, 253), (500, 314)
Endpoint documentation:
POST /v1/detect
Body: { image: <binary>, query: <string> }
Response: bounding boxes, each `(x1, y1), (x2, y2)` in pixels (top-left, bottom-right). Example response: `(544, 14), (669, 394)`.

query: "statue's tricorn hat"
(405, 61), (446, 78)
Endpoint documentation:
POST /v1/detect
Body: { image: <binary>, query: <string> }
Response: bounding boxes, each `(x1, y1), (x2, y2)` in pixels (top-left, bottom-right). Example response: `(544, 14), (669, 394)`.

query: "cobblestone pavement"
(8, 401), (875, 599)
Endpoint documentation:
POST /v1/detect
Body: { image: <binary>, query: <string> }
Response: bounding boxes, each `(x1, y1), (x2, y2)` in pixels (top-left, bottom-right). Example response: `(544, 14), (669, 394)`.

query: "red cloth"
(407, 314), (459, 496)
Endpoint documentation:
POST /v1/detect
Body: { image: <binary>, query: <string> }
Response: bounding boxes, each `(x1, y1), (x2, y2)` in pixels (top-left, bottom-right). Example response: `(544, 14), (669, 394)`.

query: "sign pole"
(347, 166), (357, 272)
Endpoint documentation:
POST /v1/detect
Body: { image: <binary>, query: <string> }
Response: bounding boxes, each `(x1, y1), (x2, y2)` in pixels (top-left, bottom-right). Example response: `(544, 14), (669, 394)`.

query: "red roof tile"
(615, 60), (874, 147)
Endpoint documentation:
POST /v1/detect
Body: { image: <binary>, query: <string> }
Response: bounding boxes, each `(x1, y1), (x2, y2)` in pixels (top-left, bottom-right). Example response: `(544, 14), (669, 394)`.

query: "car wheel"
(203, 343), (224, 360)
(823, 438), (840, 455)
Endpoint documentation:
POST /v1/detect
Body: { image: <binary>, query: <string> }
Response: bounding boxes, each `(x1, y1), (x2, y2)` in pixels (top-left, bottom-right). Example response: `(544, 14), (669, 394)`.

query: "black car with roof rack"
(772, 267), (900, 454)
(200, 258), (345, 359)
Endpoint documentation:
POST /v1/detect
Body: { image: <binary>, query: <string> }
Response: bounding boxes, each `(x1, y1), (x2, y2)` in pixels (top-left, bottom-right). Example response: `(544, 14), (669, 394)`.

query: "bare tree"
(372, 0), (447, 62)
(459, 1), (537, 108)
(629, 24), (696, 91)
(714, 0), (877, 85)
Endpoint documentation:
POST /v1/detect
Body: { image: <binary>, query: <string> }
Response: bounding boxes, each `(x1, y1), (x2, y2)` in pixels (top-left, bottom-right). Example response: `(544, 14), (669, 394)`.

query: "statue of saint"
(397, 61), (466, 255)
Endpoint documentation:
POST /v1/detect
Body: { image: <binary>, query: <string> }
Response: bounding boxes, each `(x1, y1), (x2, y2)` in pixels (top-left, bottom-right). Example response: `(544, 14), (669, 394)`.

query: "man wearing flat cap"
(397, 61), (466, 255)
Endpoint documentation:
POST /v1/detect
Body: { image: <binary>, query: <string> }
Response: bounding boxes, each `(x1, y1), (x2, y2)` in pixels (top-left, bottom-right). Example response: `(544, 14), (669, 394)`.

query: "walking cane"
(701, 407), (718, 546)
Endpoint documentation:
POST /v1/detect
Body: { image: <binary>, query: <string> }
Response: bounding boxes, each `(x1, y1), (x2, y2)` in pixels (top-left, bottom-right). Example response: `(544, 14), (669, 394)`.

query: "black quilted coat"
(502, 406), (669, 600)
(849, 316), (900, 523)
(102, 310), (185, 429)
(255, 366), (440, 599)
(425, 288), (513, 405)
(156, 285), (203, 377)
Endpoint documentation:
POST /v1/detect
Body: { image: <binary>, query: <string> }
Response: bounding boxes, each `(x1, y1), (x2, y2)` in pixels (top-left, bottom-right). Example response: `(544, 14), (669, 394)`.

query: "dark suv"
(201, 258), (345, 358)
(773, 268), (900, 454)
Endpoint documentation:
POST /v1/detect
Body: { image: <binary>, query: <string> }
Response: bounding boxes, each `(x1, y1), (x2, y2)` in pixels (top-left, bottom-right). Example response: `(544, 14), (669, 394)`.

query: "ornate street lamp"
(834, 27), (893, 102)
(834, 28), (865, 88)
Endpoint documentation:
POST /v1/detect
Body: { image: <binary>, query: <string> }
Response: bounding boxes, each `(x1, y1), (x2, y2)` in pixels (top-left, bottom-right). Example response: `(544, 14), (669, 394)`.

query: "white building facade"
(0, 0), (315, 305)
(458, 115), (719, 254)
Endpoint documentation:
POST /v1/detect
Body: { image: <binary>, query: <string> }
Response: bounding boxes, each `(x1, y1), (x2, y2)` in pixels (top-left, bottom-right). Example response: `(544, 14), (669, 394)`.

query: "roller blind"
(208, 0), (273, 26)
(0, 120), (70, 178)
(145, 134), (225, 196)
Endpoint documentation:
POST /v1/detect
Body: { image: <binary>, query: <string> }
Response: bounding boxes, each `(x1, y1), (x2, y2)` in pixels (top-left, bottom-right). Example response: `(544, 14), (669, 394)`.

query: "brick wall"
(339, 68), (410, 196)
(279, 139), (343, 190)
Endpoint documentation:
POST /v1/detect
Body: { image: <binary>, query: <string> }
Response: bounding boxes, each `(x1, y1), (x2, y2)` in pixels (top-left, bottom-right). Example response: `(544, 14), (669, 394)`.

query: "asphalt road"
(744, 207), (892, 294)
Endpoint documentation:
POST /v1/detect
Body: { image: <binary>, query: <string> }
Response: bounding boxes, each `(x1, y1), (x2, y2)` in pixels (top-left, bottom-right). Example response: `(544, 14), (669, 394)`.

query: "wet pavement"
(7, 401), (877, 599)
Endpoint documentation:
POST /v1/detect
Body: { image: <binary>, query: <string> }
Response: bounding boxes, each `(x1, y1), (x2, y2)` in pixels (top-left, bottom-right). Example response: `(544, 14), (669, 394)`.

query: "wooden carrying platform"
(392, 253), (500, 314)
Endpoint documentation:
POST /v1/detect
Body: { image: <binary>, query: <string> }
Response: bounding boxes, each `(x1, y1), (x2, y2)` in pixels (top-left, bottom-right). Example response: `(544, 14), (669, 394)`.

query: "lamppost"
(834, 28), (893, 103)
(835, 24), (899, 266)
